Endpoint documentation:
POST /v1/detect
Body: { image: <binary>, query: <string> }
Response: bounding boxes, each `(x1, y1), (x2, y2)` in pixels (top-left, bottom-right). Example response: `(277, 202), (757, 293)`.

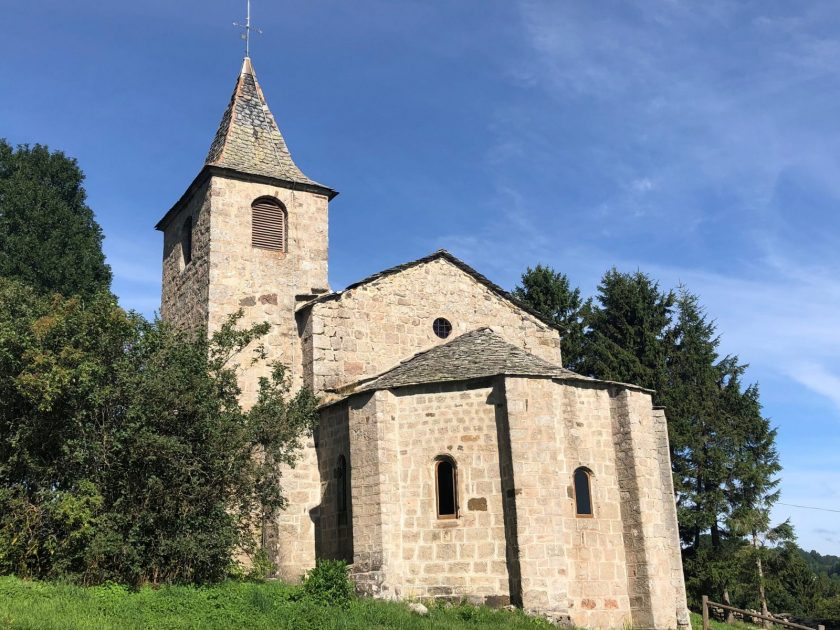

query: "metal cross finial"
(233, 0), (262, 58)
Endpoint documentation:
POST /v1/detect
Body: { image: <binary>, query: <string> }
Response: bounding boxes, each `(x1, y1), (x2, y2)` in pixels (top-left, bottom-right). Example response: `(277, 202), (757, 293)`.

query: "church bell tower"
(156, 57), (337, 401)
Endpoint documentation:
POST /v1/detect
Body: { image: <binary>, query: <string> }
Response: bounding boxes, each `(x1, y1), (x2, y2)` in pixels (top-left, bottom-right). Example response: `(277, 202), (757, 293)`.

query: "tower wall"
(160, 179), (212, 331)
(160, 171), (330, 580)
(205, 174), (329, 579)
(206, 174), (329, 401)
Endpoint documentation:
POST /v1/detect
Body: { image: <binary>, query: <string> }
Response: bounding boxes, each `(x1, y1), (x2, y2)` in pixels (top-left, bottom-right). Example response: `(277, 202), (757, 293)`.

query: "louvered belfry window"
(251, 197), (286, 252)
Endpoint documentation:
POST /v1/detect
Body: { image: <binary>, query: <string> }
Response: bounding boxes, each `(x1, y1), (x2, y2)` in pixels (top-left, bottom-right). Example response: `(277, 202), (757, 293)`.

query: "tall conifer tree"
(580, 268), (674, 396)
(513, 265), (586, 370)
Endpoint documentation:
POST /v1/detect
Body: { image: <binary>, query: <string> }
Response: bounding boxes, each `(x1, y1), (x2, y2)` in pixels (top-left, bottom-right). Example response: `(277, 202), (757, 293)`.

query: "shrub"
(247, 548), (276, 582)
(302, 559), (355, 607)
(0, 282), (319, 585)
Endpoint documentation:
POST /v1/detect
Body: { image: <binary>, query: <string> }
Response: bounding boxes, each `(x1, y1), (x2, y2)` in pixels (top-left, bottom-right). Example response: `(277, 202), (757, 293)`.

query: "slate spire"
(205, 57), (325, 189)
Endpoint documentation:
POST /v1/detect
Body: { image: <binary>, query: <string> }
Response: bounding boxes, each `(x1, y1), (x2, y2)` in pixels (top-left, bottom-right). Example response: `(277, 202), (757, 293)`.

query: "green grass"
(0, 576), (556, 630)
(690, 611), (763, 630)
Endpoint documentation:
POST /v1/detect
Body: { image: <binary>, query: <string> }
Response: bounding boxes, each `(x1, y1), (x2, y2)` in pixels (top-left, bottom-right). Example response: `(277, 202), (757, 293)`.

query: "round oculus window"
(433, 317), (452, 339)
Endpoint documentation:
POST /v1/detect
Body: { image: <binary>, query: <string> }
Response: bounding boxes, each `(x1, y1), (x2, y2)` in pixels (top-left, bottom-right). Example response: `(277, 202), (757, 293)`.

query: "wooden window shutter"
(251, 198), (286, 252)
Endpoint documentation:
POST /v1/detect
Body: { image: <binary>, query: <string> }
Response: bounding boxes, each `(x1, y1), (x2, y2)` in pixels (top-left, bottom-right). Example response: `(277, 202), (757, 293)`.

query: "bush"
(246, 549), (276, 582)
(302, 559), (355, 607)
(0, 281), (319, 585)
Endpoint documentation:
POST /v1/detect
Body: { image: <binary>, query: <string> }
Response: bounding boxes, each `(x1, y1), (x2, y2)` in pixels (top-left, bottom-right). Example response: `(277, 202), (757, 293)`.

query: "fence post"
(702, 596), (709, 630)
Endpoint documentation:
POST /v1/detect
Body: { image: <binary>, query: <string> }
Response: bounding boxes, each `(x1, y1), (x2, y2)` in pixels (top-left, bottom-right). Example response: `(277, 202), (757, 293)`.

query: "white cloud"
(630, 178), (655, 193)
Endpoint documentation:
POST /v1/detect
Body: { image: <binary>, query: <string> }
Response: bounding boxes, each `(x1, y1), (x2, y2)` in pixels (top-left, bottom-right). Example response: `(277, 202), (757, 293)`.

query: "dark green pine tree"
(662, 288), (745, 609)
(662, 289), (728, 548)
(580, 268), (674, 396)
(0, 140), (111, 297)
(725, 378), (789, 624)
(512, 264), (587, 371)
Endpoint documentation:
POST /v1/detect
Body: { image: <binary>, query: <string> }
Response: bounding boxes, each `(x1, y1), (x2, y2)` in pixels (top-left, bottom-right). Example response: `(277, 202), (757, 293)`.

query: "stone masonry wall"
(346, 390), (400, 597)
(653, 408), (692, 630)
(162, 174), (330, 581)
(264, 439), (320, 582)
(502, 377), (633, 629)
(160, 179), (212, 330)
(318, 376), (688, 627)
(301, 257), (562, 394)
(206, 176), (329, 580)
(206, 174), (330, 402)
(387, 380), (511, 603)
(313, 403), (354, 564)
(611, 389), (686, 630)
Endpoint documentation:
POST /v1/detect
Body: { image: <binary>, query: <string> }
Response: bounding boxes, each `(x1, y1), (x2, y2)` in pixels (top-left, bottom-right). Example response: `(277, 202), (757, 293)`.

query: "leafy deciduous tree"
(0, 279), (317, 584)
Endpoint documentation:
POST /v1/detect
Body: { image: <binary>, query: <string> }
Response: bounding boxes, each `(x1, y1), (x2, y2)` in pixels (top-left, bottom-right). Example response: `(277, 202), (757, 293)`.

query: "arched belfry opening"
(251, 197), (287, 252)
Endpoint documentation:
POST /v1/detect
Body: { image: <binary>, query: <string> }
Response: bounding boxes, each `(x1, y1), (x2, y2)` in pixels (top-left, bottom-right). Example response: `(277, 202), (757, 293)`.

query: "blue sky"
(2, 1), (839, 554)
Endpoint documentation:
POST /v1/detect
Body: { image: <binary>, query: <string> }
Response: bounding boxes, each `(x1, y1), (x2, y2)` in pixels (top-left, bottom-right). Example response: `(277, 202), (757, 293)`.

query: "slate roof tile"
(206, 57), (325, 188)
(355, 328), (581, 392)
(318, 328), (654, 409)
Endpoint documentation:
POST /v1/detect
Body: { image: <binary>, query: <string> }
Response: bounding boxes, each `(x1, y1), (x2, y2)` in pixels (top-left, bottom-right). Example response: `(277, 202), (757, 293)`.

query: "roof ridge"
(295, 250), (565, 334)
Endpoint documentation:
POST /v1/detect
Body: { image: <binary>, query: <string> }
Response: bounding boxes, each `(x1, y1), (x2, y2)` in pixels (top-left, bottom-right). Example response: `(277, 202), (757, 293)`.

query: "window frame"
(181, 215), (193, 267)
(573, 466), (594, 518)
(434, 455), (459, 520)
(432, 317), (452, 339)
(251, 196), (287, 253)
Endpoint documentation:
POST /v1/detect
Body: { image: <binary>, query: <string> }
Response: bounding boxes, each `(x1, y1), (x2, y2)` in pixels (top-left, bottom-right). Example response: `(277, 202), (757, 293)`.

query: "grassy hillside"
(0, 576), (555, 630)
(690, 612), (761, 630)
(0, 575), (768, 630)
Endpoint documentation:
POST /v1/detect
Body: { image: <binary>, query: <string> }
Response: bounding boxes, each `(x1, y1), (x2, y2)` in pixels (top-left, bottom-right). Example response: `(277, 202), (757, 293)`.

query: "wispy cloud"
(429, 0), (840, 553)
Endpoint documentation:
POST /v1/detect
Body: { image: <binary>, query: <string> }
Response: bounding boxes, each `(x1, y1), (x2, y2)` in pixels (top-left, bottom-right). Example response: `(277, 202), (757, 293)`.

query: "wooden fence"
(702, 596), (825, 630)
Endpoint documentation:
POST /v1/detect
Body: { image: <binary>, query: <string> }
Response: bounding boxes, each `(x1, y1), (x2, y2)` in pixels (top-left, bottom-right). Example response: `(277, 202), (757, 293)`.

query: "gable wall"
(303, 258), (562, 394)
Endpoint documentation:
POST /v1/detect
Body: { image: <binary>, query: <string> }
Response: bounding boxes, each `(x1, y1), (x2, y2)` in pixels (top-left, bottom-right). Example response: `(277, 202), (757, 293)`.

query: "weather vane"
(233, 0), (262, 58)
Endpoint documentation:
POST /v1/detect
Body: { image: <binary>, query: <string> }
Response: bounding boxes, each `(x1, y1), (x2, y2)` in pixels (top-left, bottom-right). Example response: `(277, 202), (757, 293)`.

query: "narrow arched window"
(181, 216), (193, 266)
(574, 467), (593, 517)
(435, 456), (458, 519)
(336, 455), (348, 524)
(251, 197), (286, 252)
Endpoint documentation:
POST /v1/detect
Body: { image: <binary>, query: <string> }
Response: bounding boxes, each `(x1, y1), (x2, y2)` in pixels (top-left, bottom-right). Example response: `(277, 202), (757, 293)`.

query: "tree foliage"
(580, 268), (674, 396)
(514, 266), (839, 624)
(513, 265), (586, 370)
(0, 140), (111, 297)
(0, 279), (317, 585)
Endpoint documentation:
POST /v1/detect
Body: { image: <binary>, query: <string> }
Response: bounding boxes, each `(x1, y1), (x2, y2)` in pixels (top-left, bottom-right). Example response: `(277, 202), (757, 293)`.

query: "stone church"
(156, 57), (690, 629)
